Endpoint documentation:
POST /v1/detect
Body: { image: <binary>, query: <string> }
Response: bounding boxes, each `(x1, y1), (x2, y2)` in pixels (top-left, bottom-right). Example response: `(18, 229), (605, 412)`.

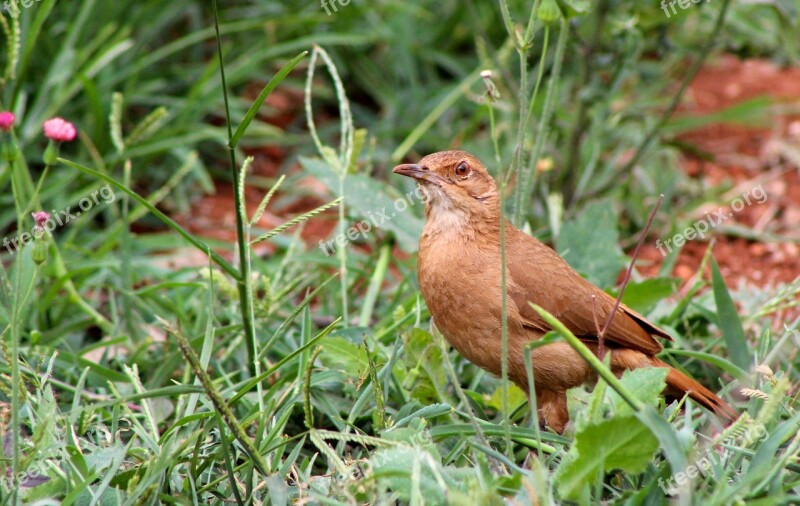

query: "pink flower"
(32, 211), (51, 229)
(0, 111), (15, 131)
(43, 117), (77, 142)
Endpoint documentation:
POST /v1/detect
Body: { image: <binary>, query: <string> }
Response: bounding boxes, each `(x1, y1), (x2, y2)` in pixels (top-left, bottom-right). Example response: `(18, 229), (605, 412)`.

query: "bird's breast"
(418, 240), (514, 374)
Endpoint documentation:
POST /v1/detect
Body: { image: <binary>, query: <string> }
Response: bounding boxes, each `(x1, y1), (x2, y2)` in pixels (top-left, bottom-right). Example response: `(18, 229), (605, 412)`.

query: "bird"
(393, 150), (737, 433)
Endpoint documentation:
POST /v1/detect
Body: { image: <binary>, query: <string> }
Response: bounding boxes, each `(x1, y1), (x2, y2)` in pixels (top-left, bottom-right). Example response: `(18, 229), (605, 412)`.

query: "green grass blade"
(233, 318), (340, 406)
(710, 257), (751, 370)
(663, 349), (747, 380)
(229, 51), (308, 148)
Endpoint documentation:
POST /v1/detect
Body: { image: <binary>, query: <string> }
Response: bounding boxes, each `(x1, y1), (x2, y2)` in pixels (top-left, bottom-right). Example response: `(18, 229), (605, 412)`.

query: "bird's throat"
(424, 203), (470, 237)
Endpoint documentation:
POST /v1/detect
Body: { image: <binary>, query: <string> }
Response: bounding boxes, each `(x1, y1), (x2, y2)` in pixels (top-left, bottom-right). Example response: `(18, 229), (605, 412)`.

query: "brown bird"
(393, 150), (736, 433)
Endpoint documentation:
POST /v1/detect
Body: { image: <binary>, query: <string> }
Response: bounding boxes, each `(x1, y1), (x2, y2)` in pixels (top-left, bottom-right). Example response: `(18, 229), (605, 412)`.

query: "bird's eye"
(455, 162), (470, 177)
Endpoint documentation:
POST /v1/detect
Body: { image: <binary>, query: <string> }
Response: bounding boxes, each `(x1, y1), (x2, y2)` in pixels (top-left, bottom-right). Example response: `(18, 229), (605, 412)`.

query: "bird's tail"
(651, 357), (738, 423)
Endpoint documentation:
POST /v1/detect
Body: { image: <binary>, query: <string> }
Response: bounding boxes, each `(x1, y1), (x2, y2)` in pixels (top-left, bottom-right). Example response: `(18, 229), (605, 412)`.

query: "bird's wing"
(506, 229), (669, 355)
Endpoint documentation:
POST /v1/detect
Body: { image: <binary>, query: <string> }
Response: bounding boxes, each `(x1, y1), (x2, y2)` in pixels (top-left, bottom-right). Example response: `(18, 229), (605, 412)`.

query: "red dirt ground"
(638, 55), (800, 295)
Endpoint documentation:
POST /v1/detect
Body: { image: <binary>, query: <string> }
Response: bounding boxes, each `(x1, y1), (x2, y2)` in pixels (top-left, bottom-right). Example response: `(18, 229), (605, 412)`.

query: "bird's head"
(392, 150), (500, 229)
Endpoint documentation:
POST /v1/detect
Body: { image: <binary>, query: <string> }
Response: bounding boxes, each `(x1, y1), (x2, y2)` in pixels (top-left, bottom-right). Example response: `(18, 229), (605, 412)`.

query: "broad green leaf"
(300, 156), (424, 252)
(556, 415), (659, 500)
(556, 199), (626, 288)
(608, 367), (668, 416)
(487, 383), (528, 414)
(618, 278), (678, 314)
(402, 328), (447, 404)
(370, 445), (493, 505)
(371, 447), (448, 503)
(317, 336), (366, 378)
(266, 474), (289, 506)
(382, 418), (439, 459)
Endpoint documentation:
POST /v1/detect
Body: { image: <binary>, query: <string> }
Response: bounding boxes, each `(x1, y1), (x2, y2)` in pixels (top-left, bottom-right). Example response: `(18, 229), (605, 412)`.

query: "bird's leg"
(536, 390), (569, 434)
(590, 294), (607, 362)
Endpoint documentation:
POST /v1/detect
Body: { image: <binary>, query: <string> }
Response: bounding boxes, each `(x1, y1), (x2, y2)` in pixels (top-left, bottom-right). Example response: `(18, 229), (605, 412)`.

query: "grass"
(1, 0), (799, 504)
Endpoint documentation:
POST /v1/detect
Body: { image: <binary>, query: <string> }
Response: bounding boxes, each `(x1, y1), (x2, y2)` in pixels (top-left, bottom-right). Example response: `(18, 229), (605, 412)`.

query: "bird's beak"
(392, 164), (444, 186)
